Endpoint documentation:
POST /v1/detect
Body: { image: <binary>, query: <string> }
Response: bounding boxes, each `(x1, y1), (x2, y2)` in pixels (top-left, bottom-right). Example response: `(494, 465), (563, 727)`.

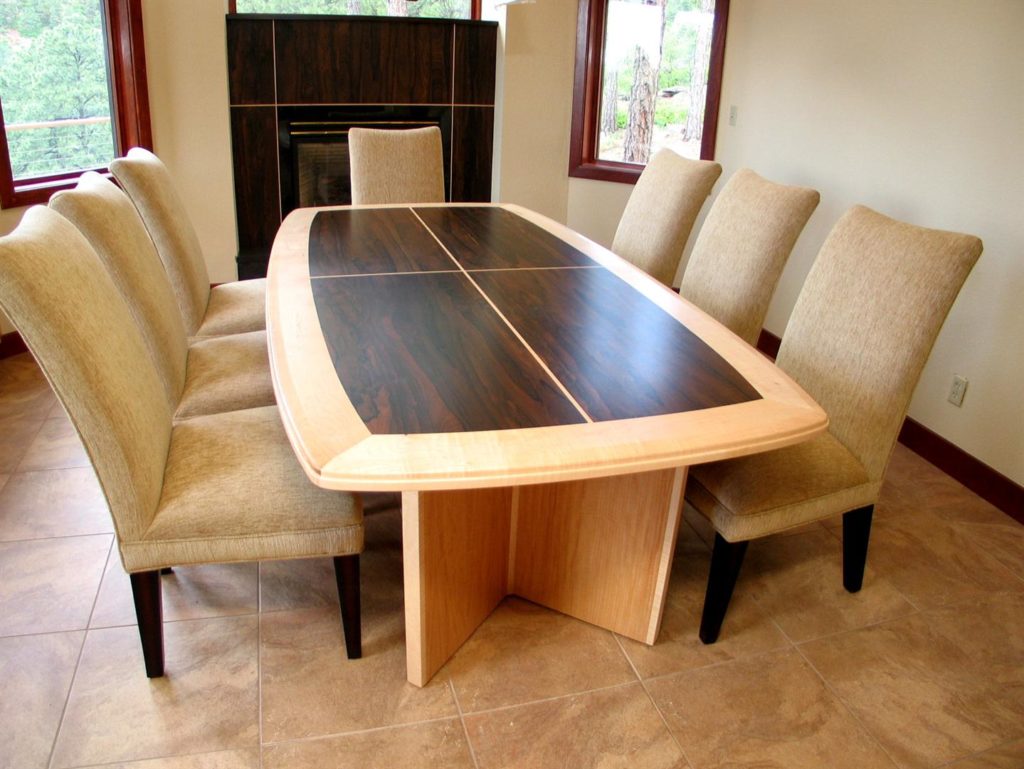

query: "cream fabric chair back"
(50, 172), (188, 410)
(777, 205), (982, 481)
(611, 149), (722, 286)
(679, 169), (819, 345)
(348, 126), (445, 205)
(110, 148), (212, 335)
(0, 207), (173, 542)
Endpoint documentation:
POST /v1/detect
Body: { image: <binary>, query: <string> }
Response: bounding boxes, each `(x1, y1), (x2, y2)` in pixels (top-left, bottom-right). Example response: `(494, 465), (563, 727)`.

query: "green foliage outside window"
(234, 0), (472, 19)
(599, 0), (713, 163)
(0, 0), (115, 180)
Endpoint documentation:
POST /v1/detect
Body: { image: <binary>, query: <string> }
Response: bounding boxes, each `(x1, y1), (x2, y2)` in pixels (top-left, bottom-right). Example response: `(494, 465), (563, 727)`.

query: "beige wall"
(141, 0), (239, 283)
(494, 1), (577, 221)
(501, 0), (1023, 484)
(713, 0), (1024, 484)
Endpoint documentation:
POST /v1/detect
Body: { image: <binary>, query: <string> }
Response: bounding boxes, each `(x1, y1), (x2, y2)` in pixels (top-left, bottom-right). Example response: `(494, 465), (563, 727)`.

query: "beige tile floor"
(0, 351), (1022, 769)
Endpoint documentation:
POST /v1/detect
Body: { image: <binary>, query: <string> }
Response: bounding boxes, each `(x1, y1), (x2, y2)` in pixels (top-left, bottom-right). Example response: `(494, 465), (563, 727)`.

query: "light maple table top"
(266, 203), (827, 492)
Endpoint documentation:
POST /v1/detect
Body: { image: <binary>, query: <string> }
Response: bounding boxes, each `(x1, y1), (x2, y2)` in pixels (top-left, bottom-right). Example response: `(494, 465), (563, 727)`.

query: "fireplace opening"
(278, 106), (452, 215)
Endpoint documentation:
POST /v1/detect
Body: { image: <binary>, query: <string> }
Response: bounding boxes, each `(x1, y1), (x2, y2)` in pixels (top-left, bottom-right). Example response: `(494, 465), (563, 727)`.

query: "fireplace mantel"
(226, 14), (498, 279)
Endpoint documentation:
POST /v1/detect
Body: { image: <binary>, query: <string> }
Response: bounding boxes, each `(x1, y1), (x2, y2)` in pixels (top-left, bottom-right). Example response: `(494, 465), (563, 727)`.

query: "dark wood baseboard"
(756, 328), (782, 359)
(756, 330), (1022, 524)
(0, 329), (27, 360)
(897, 419), (1023, 524)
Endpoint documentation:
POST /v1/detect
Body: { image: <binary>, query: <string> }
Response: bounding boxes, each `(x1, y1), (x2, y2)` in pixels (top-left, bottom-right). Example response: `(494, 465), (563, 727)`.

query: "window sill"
(568, 159), (642, 186)
(0, 169), (108, 209)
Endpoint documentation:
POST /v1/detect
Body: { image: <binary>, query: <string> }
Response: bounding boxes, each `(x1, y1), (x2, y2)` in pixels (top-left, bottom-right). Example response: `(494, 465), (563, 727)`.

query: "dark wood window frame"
(0, 0), (152, 209)
(568, 0), (729, 185)
(226, 0), (483, 19)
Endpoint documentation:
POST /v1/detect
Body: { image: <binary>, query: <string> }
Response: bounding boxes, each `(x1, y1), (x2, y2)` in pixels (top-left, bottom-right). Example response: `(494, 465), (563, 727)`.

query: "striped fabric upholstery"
(50, 173), (275, 420)
(688, 205), (983, 541)
(680, 169), (819, 346)
(111, 148), (266, 338)
(612, 149), (722, 286)
(348, 126), (446, 205)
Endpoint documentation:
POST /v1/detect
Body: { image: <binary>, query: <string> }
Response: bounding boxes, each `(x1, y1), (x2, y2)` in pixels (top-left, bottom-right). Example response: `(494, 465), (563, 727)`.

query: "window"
(0, 0), (151, 209)
(230, 0), (481, 19)
(569, 0), (729, 184)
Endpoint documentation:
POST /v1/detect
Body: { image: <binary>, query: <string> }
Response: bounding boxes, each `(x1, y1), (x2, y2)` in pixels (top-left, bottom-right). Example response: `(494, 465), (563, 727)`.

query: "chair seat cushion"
(194, 278), (267, 338)
(686, 431), (880, 542)
(120, 405), (362, 570)
(176, 331), (275, 420)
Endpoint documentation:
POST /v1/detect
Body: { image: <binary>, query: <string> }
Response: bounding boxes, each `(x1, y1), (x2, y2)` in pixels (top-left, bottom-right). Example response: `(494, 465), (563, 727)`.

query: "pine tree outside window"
(230, 0), (479, 19)
(570, 0), (728, 185)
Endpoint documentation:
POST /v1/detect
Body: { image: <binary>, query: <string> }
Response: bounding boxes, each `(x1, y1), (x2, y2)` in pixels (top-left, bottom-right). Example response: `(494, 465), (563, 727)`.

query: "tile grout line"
(449, 677), (481, 769)
(10, 416), (49, 474)
(54, 746), (253, 769)
(637, 643), (794, 689)
(932, 735), (1024, 768)
(450, 679), (641, 721)
(0, 530), (116, 547)
(257, 561), (265, 769)
(261, 714), (464, 748)
(45, 537), (113, 769)
(612, 632), (696, 769)
(792, 641), (902, 768)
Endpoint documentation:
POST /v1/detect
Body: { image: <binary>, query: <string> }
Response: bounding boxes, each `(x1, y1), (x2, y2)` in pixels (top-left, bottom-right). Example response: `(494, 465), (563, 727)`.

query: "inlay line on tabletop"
(408, 207), (594, 423)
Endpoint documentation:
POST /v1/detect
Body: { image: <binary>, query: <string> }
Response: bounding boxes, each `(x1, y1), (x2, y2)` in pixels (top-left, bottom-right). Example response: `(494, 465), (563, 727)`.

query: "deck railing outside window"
(4, 116), (114, 181)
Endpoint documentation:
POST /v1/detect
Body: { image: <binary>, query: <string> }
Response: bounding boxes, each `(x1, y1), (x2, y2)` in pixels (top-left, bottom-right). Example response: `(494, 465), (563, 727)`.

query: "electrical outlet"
(948, 374), (968, 407)
(728, 105), (738, 126)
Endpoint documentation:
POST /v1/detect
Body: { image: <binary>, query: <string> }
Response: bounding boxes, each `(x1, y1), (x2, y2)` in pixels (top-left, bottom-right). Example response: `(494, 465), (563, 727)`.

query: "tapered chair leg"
(699, 534), (750, 645)
(333, 554), (362, 659)
(842, 505), (874, 593)
(130, 570), (165, 677)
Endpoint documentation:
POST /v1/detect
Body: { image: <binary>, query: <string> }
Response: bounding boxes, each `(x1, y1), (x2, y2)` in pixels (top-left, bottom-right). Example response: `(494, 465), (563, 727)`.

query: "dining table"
(266, 202), (827, 687)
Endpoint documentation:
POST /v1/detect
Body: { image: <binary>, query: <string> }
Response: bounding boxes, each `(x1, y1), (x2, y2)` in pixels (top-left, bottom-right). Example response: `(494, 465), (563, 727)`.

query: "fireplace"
(227, 14), (497, 279)
(278, 105), (452, 215)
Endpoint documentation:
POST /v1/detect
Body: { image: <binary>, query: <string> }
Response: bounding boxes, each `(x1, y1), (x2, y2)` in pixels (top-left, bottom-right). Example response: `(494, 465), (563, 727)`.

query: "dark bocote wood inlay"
(454, 24), (497, 105)
(309, 209), (455, 277)
(311, 272), (586, 434)
(231, 107), (280, 255)
(472, 268), (762, 421)
(451, 107), (495, 203)
(274, 19), (452, 105)
(308, 206), (760, 434)
(226, 19), (274, 105)
(414, 207), (596, 270)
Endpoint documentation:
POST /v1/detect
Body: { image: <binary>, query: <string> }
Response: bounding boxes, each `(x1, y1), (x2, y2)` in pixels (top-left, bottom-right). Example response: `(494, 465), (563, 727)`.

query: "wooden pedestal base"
(401, 467), (686, 686)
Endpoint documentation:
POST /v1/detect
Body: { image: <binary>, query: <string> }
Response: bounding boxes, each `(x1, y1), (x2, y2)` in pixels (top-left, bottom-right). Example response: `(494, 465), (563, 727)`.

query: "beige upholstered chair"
(50, 173), (275, 420)
(612, 149), (722, 286)
(348, 126), (445, 205)
(0, 207), (363, 676)
(110, 148), (265, 338)
(679, 169), (820, 346)
(686, 205), (982, 643)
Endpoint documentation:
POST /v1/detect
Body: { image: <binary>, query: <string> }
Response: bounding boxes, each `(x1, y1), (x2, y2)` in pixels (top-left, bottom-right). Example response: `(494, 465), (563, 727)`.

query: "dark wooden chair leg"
(842, 505), (874, 593)
(333, 554), (362, 659)
(129, 570), (165, 677)
(699, 534), (749, 645)
(159, 567), (174, 575)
